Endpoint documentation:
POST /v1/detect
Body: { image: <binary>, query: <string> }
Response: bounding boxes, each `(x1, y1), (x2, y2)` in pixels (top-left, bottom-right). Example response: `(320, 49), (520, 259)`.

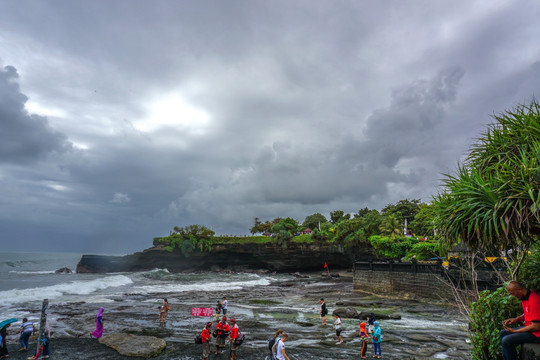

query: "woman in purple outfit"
(91, 307), (104, 339)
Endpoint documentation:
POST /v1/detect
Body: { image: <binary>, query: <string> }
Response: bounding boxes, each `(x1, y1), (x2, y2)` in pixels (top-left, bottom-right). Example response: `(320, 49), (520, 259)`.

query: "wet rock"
(333, 307), (359, 319)
(98, 333), (166, 357)
(358, 311), (401, 320)
(292, 272), (309, 278)
(123, 327), (174, 338)
(55, 267), (73, 274)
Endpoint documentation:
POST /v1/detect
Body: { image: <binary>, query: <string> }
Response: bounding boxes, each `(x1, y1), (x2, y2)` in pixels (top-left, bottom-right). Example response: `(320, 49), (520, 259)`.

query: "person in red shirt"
(229, 318), (239, 360)
(201, 321), (212, 360)
(500, 281), (540, 360)
(215, 316), (230, 355)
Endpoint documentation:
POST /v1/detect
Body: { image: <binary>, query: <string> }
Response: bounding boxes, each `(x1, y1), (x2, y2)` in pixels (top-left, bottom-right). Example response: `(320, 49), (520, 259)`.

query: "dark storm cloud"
(1, 1), (540, 252)
(0, 65), (72, 163)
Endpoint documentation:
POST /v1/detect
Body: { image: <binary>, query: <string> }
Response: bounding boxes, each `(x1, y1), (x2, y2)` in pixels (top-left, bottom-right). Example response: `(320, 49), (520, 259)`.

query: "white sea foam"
(9, 270), (57, 275)
(133, 277), (271, 294)
(0, 275), (133, 306)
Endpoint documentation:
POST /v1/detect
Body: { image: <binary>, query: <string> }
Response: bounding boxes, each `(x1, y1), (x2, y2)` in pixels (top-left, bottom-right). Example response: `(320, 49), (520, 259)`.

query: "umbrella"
(0, 318), (17, 329)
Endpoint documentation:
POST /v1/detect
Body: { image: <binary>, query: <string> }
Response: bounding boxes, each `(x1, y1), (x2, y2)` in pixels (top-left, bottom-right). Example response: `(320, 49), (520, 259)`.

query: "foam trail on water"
(134, 277), (271, 294)
(0, 275), (133, 306)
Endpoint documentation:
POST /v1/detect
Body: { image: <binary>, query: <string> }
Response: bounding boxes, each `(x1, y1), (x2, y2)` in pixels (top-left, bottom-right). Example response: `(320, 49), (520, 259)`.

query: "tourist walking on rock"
(19, 317), (35, 351)
(359, 321), (369, 358)
(500, 281), (540, 360)
(334, 314), (343, 344)
(0, 325), (9, 358)
(274, 333), (290, 360)
(159, 298), (170, 328)
(367, 313), (376, 334)
(222, 297), (228, 316)
(91, 307), (104, 339)
(229, 318), (239, 360)
(215, 316), (230, 355)
(319, 298), (328, 326)
(270, 329), (283, 359)
(215, 300), (223, 321)
(372, 321), (382, 358)
(201, 321), (212, 360)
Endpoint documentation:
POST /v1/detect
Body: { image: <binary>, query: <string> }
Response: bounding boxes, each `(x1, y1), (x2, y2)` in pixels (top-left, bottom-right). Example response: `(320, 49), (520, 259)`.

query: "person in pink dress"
(91, 307), (104, 339)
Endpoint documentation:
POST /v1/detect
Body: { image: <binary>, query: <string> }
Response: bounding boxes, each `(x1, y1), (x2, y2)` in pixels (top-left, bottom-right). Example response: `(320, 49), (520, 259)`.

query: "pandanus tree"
(433, 99), (540, 279)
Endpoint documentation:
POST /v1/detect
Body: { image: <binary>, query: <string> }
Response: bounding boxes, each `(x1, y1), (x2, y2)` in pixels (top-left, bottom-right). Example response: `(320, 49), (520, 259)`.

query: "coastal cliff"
(76, 242), (377, 273)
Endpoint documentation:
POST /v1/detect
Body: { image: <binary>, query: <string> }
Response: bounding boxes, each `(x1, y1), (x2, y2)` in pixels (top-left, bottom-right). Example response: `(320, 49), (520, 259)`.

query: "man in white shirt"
(275, 333), (290, 360)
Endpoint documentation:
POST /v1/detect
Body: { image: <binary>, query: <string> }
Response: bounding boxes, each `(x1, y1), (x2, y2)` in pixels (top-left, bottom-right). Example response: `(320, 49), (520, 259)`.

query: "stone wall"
(353, 261), (454, 301)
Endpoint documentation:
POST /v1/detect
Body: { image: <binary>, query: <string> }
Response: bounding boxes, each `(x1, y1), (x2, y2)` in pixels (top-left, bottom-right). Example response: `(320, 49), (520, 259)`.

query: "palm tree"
(379, 214), (402, 239)
(433, 99), (540, 279)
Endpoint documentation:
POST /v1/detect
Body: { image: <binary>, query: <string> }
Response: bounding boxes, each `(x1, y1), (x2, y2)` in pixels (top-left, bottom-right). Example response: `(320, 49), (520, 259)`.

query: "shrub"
(469, 286), (521, 360)
(406, 242), (440, 260)
(291, 234), (313, 244)
(368, 235), (419, 259)
(517, 245), (540, 292)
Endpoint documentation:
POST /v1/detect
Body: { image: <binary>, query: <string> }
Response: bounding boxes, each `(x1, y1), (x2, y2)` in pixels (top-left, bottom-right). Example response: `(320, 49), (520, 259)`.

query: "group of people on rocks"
(200, 316), (240, 360)
(3, 280), (537, 360)
(320, 298), (382, 358)
(0, 317), (51, 359)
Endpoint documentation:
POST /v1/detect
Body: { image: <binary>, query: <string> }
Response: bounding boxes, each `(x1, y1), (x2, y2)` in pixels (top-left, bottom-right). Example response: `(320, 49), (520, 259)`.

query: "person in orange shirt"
(358, 322), (369, 358)
(215, 316), (230, 355)
(201, 321), (212, 360)
(229, 318), (239, 360)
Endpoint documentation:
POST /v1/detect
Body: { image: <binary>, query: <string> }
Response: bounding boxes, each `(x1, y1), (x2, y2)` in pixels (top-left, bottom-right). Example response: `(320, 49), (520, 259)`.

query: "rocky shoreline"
(2, 272), (471, 359)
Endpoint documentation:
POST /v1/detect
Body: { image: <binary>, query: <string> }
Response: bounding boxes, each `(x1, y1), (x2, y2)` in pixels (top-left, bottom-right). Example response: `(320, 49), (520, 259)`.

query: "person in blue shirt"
(372, 321), (382, 358)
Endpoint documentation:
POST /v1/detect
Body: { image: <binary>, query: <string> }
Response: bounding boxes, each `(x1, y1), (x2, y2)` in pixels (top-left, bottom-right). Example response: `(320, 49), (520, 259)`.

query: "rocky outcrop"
(332, 307), (401, 320)
(55, 267), (73, 274)
(522, 343), (540, 360)
(98, 333), (166, 358)
(77, 242), (377, 273)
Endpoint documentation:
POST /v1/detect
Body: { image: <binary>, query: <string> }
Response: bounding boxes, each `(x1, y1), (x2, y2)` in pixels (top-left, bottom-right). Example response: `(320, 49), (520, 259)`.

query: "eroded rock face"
(77, 242), (377, 273)
(98, 333), (166, 358)
(55, 267), (73, 274)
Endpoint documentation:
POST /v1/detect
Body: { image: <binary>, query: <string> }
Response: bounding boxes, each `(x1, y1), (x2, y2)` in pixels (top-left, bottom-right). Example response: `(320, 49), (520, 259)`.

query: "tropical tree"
(432, 99), (540, 279)
(302, 213), (327, 230)
(379, 214), (402, 239)
(330, 210), (350, 224)
(381, 199), (422, 222)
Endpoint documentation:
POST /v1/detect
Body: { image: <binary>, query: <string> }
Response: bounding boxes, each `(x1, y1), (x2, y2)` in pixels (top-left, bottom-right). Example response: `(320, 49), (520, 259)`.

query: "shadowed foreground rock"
(99, 333), (166, 358)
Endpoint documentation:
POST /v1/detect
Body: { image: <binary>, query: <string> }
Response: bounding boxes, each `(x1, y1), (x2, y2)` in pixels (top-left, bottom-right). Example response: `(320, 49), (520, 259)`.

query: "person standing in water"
(319, 298), (328, 326)
(372, 321), (382, 359)
(359, 321), (369, 358)
(222, 297), (228, 316)
(159, 298), (170, 328)
(215, 300), (223, 321)
(91, 307), (104, 339)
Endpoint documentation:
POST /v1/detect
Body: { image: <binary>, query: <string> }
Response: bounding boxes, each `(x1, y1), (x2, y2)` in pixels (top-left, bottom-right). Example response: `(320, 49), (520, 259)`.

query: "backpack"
(234, 332), (246, 346)
(268, 337), (275, 351)
(194, 334), (202, 344)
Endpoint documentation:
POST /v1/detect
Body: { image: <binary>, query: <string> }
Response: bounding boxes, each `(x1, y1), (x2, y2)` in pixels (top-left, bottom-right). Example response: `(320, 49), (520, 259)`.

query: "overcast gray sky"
(1, 1), (539, 253)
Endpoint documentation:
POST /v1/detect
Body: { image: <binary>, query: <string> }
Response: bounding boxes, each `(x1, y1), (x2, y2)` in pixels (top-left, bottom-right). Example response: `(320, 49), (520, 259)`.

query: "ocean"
(0, 252), (275, 324)
(0, 252), (471, 359)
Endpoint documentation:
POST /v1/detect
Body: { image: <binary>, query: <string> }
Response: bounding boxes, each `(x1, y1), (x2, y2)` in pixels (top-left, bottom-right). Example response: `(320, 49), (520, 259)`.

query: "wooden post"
(35, 299), (48, 359)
